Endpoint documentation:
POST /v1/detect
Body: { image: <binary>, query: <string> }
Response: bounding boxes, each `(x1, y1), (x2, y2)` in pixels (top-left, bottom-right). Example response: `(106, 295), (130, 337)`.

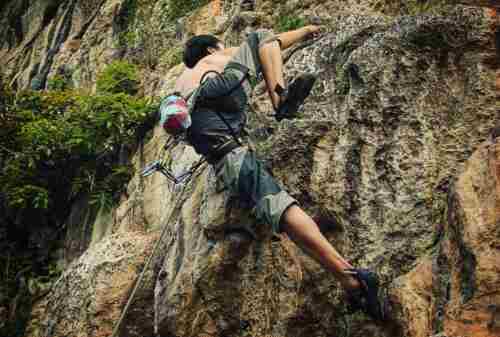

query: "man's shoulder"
(175, 68), (197, 96)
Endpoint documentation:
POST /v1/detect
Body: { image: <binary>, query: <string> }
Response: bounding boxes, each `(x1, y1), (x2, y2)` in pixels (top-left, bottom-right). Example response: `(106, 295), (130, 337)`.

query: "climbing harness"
(142, 32), (262, 183)
(141, 62), (251, 182)
(197, 62), (251, 147)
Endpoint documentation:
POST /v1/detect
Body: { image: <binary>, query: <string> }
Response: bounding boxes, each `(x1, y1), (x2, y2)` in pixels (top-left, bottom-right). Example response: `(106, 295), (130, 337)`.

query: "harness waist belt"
(207, 140), (241, 164)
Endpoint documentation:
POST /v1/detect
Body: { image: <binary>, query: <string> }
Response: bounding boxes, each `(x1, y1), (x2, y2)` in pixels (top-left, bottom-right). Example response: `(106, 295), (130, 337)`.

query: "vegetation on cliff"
(0, 62), (156, 337)
(1, 61), (153, 217)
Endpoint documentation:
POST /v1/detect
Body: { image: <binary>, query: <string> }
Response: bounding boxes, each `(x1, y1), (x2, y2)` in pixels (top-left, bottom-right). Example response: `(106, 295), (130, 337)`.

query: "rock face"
(26, 231), (159, 337)
(0, 0), (115, 90)
(439, 134), (500, 337)
(151, 7), (500, 337)
(389, 134), (500, 337)
(1, 1), (499, 337)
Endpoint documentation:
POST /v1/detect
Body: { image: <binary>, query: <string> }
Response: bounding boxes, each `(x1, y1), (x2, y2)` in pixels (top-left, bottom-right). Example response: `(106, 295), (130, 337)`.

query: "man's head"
(183, 35), (224, 68)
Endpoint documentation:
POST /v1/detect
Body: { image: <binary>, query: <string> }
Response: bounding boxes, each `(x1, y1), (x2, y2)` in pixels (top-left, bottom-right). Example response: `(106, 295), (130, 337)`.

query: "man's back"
(175, 48), (238, 98)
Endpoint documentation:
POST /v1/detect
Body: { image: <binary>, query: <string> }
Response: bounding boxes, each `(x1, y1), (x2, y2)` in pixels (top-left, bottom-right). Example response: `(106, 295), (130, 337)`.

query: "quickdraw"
(140, 135), (207, 184)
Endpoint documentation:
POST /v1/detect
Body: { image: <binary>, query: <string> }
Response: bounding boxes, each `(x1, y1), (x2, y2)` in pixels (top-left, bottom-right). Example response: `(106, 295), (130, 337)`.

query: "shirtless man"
(173, 26), (384, 321)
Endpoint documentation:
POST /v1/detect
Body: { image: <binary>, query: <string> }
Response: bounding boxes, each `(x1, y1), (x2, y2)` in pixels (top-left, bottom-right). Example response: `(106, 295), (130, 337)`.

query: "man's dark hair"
(183, 35), (221, 68)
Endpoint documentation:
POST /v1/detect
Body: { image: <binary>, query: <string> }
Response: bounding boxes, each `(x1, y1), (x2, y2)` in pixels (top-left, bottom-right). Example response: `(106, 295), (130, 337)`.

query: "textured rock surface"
(0, 0), (115, 90)
(388, 133), (500, 337)
(152, 5), (499, 337)
(279, 6), (498, 274)
(388, 257), (434, 337)
(25, 231), (159, 337)
(1, 1), (498, 337)
(439, 134), (500, 337)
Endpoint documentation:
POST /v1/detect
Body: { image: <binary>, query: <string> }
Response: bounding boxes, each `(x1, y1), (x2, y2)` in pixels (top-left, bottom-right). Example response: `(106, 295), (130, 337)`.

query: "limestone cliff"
(1, 1), (499, 337)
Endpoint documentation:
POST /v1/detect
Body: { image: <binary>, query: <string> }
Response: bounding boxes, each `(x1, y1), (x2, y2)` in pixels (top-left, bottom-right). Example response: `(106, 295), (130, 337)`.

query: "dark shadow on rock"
(196, 229), (253, 337)
(156, 228), (253, 337)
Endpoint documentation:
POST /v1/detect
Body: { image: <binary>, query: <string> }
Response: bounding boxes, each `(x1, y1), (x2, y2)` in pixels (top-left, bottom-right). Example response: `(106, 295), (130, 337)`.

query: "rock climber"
(173, 25), (384, 321)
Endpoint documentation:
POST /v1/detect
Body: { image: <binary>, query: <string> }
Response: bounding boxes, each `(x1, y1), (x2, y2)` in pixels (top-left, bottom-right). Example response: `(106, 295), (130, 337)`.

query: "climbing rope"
(110, 143), (206, 337)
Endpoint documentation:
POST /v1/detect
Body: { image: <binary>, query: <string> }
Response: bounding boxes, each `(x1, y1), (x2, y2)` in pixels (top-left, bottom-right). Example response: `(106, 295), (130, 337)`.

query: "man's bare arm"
(277, 25), (321, 50)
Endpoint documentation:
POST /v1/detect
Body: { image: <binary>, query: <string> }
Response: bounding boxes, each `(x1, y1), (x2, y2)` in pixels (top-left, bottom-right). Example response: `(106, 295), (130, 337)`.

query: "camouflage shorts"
(214, 147), (297, 233)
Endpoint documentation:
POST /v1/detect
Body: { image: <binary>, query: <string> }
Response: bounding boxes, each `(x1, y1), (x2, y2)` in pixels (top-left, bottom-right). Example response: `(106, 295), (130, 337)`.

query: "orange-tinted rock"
(389, 135), (500, 337)
(496, 70), (500, 96)
(212, 0), (222, 16)
(439, 135), (500, 337)
(388, 258), (434, 337)
(457, 0), (500, 7)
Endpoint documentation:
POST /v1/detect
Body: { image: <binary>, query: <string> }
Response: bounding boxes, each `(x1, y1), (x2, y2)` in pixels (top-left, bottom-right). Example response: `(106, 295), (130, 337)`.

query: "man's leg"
(257, 26), (319, 110)
(218, 147), (383, 320)
(281, 205), (360, 291)
(282, 205), (385, 321)
(258, 40), (284, 110)
(220, 147), (361, 291)
(252, 34), (361, 290)
(257, 35), (316, 121)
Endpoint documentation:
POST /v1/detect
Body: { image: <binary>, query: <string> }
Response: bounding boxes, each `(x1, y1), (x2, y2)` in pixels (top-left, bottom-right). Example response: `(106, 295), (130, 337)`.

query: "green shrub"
(114, 0), (139, 47)
(161, 0), (210, 22)
(1, 84), (158, 337)
(408, 0), (447, 14)
(96, 60), (140, 95)
(162, 45), (183, 68)
(275, 14), (306, 33)
(0, 87), (156, 216)
(7, 185), (49, 209)
(0, 67), (158, 334)
(47, 75), (69, 91)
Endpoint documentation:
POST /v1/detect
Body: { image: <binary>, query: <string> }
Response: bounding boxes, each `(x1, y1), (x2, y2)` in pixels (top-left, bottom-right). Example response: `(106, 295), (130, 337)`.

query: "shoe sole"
(348, 269), (384, 321)
(276, 74), (317, 121)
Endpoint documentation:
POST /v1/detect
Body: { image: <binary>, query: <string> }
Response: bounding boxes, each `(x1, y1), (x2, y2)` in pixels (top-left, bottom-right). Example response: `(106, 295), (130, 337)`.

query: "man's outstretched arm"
(277, 25), (322, 50)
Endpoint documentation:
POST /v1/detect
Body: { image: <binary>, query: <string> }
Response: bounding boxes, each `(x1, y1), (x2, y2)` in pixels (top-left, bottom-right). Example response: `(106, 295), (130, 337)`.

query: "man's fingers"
(309, 25), (326, 38)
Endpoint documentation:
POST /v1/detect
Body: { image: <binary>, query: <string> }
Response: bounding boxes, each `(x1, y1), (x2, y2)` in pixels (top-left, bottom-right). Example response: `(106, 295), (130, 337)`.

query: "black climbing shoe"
(345, 268), (384, 322)
(274, 73), (317, 122)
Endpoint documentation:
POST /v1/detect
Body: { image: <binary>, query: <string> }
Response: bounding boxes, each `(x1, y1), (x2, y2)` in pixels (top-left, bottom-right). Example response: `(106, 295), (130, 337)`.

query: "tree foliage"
(96, 60), (140, 95)
(0, 62), (157, 336)
(161, 0), (210, 22)
(0, 61), (156, 226)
